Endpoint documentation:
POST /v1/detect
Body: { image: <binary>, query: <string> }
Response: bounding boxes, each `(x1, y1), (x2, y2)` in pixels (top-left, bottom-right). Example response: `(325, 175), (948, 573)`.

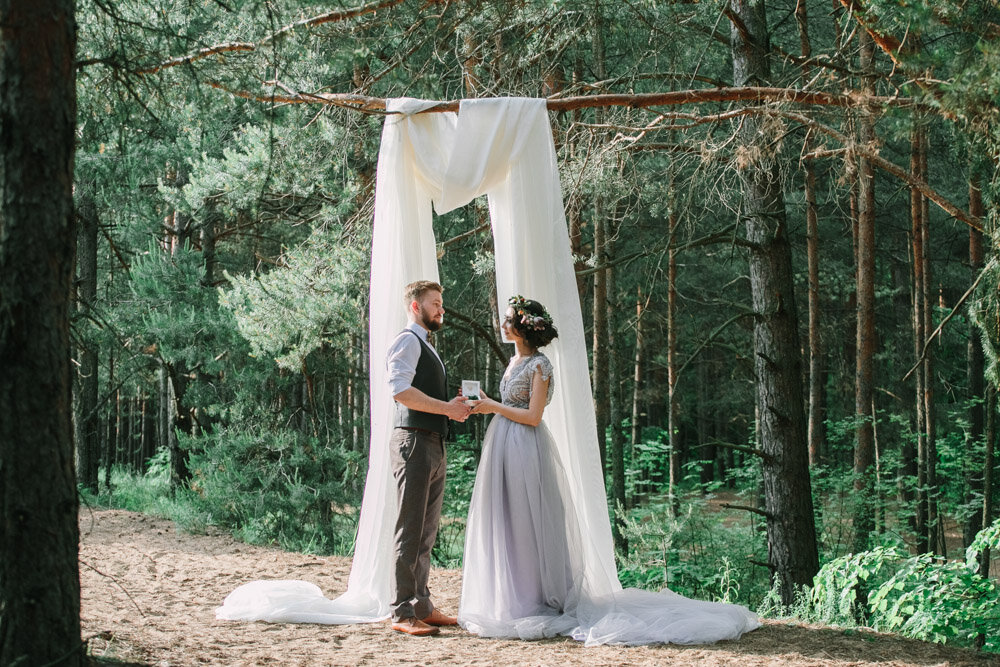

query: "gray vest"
(393, 330), (449, 437)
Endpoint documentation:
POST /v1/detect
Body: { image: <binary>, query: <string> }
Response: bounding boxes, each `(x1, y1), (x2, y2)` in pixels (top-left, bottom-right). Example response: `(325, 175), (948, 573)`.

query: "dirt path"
(79, 509), (996, 666)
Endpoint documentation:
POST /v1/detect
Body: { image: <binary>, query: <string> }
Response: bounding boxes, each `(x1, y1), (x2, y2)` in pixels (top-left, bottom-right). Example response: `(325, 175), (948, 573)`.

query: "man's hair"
(404, 280), (443, 306)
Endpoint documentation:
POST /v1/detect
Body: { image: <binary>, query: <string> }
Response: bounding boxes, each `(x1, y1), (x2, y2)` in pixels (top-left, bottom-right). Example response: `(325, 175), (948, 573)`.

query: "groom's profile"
(385, 280), (470, 636)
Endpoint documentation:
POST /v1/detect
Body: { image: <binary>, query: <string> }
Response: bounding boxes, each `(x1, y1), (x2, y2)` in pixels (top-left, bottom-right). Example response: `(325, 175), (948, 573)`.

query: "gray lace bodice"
(499, 353), (554, 409)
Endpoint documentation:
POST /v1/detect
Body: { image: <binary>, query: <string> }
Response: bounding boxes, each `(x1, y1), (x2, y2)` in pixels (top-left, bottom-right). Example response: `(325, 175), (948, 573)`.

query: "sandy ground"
(79, 509), (998, 666)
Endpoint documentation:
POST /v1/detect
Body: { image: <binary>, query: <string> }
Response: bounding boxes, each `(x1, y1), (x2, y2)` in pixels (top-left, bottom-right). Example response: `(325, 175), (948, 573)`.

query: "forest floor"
(80, 508), (997, 667)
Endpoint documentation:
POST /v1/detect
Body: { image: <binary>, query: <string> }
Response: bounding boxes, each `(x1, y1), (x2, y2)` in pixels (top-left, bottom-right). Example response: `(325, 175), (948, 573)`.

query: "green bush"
(804, 519), (1000, 653)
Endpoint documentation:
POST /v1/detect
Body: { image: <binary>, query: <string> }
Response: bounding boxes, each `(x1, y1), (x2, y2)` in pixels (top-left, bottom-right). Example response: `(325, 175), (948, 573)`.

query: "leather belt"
(397, 426), (443, 436)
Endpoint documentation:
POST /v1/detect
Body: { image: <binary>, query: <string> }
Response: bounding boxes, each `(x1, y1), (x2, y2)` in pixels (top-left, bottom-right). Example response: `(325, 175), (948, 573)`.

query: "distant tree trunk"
(201, 203), (218, 286)
(697, 353), (716, 489)
(729, 0), (818, 604)
(667, 204), (681, 517)
(167, 365), (191, 485)
(965, 172), (986, 547)
(852, 30), (877, 553)
(141, 394), (156, 466)
(919, 131), (943, 557)
(158, 361), (169, 457)
(74, 191), (100, 492)
(591, 7), (609, 472)
(979, 386), (996, 577)
(608, 262), (628, 554)
(894, 256), (917, 514)
(797, 0), (825, 466)
(910, 122), (929, 553)
(0, 0), (83, 663)
(630, 290), (645, 452)
(165, 172), (192, 486)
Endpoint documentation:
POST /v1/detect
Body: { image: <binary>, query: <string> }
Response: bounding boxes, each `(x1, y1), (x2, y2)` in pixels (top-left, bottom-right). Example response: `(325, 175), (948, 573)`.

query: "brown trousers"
(389, 427), (447, 620)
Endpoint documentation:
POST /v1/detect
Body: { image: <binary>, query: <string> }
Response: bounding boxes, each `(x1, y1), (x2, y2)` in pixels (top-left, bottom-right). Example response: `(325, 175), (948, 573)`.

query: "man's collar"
(406, 320), (429, 341)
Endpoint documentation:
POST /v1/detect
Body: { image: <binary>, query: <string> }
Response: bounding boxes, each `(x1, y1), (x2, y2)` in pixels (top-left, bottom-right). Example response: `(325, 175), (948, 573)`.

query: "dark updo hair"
(508, 296), (558, 349)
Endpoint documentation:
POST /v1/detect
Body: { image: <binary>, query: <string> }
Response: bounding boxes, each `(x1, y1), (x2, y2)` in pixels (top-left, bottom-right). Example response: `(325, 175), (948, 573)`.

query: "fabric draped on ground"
(215, 98), (760, 646)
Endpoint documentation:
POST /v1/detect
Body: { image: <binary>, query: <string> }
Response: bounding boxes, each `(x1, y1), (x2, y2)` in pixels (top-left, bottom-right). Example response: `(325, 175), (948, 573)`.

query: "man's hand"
(446, 395), (472, 422)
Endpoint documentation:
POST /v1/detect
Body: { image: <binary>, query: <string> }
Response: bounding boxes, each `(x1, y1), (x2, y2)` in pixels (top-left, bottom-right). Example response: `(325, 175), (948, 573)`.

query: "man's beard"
(420, 307), (442, 332)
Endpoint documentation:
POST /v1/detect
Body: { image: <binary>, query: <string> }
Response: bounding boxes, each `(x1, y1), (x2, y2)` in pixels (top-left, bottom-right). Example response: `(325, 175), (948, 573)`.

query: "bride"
(460, 295), (760, 645)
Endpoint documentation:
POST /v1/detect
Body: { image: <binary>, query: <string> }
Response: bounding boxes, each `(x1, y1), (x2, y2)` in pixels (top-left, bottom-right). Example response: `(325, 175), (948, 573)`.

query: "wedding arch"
(351, 96), (621, 618)
(217, 97), (622, 623)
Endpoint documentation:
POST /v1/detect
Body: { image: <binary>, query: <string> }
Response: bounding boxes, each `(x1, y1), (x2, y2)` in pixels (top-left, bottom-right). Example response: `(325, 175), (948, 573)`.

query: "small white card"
(462, 380), (481, 400)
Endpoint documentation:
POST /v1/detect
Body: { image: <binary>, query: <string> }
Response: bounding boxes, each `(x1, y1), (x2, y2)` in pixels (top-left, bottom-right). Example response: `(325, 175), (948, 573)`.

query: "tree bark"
(910, 121), (929, 553)
(920, 130), (943, 557)
(74, 191), (100, 492)
(729, 0), (818, 605)
(980, 386), (996, 577)
(591, 5), (609, 472)
(852, 30), (878, 553)
(0, 0), (83, 663)
(667, 204), (681, 517)
(798, 0), (825, 467)
(630, 290), (645, 453)
(965, 172), (986, 546)
(608, 262), (628, 554)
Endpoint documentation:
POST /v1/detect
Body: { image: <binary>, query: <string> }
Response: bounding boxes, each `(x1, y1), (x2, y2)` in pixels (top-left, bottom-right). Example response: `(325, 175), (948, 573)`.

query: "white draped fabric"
(359, 96), (620, 614)
(216, 98), (759, 645)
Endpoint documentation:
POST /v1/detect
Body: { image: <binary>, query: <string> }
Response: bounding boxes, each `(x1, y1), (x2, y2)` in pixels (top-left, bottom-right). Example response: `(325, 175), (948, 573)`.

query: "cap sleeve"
(531, 354), (555, 404)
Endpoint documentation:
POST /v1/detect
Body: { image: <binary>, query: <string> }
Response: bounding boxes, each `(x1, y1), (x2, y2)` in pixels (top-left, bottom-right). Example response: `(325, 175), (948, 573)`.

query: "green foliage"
(83, 451), (215, 535)
(431, 438), (481, 568)
(804, 521), (1000, 653)
(186, 427), (360, 555)
(617, 495), (768, 607)
(221, 227), (367, 370)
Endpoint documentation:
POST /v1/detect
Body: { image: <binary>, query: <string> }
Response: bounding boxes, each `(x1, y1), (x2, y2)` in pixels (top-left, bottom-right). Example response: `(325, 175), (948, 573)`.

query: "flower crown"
(508, 295), (553, 331)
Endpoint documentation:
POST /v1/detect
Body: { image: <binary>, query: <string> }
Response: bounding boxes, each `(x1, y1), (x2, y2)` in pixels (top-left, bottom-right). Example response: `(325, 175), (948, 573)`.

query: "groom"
(385, 280), (470, 636)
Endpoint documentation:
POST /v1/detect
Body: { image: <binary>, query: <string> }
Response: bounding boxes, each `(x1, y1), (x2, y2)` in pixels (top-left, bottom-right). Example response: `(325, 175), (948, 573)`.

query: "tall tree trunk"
(167, 365), (191, 486)
(910, 122), (929, 553)
(729, 0), (818, 605)
(894, 256), (918, 514)
(591, 5), (609, 472)
(74, 191), (100, 492)
(797, 0), (825, 466)
(919, 131), (943, 557)
(852, 31), (878, 553)
(0, 0), (83, 663)
(980, 386), (996, 577)
(608, 262), (628, 554)
(965, 172), (986, 546)
(667, 204), (681, 517)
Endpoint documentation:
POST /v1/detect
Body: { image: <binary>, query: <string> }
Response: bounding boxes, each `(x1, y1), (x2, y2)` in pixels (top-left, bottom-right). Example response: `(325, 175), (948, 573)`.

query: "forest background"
(8, 0), (1000, 661)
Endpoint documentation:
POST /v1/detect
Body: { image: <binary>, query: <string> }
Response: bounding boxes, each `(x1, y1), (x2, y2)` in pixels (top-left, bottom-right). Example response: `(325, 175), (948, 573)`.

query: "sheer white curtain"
(358, 96), (620, 613)
(217, 97), (619, 624)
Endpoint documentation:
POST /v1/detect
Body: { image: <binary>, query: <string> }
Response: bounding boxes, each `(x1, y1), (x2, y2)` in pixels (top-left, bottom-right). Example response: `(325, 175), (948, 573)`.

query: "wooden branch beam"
(253, 83), (920, 113)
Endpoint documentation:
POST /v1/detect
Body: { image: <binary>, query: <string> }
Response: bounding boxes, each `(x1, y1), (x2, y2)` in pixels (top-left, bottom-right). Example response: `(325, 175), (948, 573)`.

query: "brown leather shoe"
(391, 617), (440, 636)
(422, 609), (458, 626)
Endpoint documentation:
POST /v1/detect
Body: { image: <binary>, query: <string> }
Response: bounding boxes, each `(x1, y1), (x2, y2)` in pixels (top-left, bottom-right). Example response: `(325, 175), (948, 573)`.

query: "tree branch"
(126, 0), (427, 75)
(444, 307), (507, 365)
(246, 83), (920, 114)
(901, 262), (990, 383)
(771, 109), (982, 231)
(720, 503), (772, 519)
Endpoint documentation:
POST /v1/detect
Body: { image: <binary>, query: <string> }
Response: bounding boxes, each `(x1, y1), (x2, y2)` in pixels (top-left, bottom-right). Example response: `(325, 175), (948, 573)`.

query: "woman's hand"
(469, 390), (499, 415)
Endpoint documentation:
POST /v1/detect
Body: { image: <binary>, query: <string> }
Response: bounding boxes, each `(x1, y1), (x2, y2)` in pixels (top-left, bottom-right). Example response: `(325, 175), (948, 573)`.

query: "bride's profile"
(460, 295), (761, 646)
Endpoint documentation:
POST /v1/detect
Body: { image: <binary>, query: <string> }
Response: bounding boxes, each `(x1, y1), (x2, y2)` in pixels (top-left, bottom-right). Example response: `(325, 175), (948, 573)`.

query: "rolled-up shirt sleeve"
(386, 332), (421, 398)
